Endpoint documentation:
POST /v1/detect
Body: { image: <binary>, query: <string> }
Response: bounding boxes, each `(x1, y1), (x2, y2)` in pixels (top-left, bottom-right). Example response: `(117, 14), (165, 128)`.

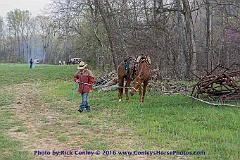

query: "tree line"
(0, 0), (240, 80)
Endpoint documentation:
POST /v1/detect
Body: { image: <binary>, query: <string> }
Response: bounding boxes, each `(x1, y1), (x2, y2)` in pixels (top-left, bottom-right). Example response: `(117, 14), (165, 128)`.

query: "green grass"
(0, 63), (77, 87)
(0, 108), (30, 160)
(57, 136), (69, 142)
(0, 92), (14, 106)
(82, 140), (109, 150)
(0, 63), (239, 160)
(88, 91), (239, 159)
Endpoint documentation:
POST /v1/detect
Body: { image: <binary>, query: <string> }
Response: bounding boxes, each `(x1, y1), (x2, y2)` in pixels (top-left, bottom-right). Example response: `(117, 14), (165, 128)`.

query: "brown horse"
(117, 58), (135, 102)
(130, 57), (151, 103)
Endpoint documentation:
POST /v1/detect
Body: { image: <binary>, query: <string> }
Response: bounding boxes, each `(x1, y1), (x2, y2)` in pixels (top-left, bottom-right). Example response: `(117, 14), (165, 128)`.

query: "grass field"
(0, 63), (239, 160)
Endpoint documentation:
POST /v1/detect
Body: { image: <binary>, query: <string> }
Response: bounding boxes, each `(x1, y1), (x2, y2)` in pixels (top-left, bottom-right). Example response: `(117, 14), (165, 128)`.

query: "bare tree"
(1, 0), (240, 79)
(205, 0), (212, 71)
(6, 9), (31, 62)
(182, 0), (197, 79)
(0, 16), (5, 62)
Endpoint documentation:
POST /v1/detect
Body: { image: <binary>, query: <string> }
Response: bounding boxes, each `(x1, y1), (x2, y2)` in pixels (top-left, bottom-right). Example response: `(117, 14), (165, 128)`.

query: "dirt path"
(5, 83), (93, 160)
(3, 83), (171, 160)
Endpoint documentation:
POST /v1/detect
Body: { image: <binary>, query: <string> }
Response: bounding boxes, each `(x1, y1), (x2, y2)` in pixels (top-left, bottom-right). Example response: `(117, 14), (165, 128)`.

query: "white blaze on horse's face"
(131, 77), (141, 95)
(134, 77), (141, 89)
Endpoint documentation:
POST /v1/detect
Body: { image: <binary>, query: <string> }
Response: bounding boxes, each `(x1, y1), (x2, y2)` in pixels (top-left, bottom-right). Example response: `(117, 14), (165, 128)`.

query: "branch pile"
(94, 71), (118, 92)
(94, 69), (190, 94)
(191, 65), (240, 101)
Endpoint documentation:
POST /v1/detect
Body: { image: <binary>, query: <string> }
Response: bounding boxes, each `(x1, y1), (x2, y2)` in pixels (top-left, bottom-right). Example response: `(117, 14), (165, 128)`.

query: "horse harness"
(123, 61), (137, 81)
(124, 56), (150, 82)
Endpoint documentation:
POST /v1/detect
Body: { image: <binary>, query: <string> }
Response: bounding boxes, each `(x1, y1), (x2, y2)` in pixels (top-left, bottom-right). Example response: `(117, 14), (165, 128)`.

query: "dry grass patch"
(2, 82), (159, 160)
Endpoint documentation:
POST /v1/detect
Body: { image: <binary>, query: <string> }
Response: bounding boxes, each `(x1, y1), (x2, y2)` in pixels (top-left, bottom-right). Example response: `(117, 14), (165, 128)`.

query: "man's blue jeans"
(79, 92), (90, 111)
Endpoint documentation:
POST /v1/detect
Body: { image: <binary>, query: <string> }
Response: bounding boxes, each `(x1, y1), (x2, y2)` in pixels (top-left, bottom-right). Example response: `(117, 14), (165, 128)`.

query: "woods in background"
(0, 0), (240, 80)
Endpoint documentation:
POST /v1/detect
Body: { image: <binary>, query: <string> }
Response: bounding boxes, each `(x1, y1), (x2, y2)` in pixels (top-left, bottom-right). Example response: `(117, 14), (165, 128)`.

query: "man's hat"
(77, 61), (87, 70)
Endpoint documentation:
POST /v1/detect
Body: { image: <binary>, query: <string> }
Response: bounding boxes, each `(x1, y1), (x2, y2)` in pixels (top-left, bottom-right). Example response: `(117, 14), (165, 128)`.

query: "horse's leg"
(125, 79), (131, 102)
(142, 81), (148, 103)
(118, 77), (124, 102)
(139, 84), (143, 103)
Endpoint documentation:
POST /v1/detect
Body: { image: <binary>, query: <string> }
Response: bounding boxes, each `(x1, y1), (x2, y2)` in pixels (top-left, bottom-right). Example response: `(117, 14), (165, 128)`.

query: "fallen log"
(187, 95), (240, 108)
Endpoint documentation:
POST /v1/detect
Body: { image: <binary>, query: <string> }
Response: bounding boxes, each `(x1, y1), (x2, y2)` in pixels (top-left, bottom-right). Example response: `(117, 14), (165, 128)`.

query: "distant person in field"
(30, 58), (33, 68)
(74, 61), (94, 113)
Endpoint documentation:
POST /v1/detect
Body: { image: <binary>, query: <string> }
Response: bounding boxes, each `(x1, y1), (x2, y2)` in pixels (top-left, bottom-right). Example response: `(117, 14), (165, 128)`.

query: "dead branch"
(187, 95), (240, 108)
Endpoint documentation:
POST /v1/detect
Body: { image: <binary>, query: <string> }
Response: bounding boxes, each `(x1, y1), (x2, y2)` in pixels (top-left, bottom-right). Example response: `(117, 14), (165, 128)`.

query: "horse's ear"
(147, 56), (151, 64)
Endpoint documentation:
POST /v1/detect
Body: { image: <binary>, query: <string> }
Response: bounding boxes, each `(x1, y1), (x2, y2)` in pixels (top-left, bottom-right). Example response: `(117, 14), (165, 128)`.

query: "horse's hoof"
(119, 99), (122, 102)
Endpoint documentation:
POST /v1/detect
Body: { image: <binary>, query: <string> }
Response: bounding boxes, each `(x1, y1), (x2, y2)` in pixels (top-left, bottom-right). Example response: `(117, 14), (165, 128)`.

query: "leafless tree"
(1, 0), (240, 79)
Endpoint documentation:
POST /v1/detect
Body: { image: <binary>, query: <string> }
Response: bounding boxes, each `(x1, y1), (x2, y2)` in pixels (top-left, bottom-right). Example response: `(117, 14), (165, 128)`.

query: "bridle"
(131, 86), (139, 92)
(131, 58), (150, 93)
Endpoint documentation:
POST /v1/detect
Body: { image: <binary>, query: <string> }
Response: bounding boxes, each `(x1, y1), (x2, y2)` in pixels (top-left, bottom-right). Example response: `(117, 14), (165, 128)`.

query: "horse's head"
(130, 75), (143, 96)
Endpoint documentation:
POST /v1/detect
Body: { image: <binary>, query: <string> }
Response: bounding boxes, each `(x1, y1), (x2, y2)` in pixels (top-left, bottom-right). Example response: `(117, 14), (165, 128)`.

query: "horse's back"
(117, 62), (125, 77)
(117, 61), (134, 78)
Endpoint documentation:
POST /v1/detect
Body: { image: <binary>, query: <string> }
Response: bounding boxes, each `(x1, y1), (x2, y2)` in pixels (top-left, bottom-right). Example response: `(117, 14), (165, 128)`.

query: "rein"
(131, 86), (139, 92)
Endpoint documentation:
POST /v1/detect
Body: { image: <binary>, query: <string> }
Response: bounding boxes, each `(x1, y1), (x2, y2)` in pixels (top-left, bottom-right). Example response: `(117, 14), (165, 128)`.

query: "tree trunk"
(176, 0), (187, 79)
(205, 0), (212, 71)
(182, 0), (197, 79)
(96, 0), (118, 70)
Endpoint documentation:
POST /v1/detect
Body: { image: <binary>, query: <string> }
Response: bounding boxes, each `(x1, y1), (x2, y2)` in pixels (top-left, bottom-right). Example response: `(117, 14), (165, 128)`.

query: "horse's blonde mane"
(139, 56), (151, 65)
(147, 56), (151, 64)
